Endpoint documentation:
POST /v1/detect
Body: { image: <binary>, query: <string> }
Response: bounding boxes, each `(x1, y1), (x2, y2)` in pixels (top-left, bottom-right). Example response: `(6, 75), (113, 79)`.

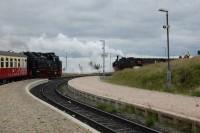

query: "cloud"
(0, 35), (28, 52)
(27, 33), (123, 58)
(0, 33), (123, 73)
(0, 0), (200, 72)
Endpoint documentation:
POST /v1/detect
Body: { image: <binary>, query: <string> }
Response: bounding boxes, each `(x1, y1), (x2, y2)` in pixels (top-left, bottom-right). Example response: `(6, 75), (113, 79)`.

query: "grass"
(57, 83), (66, 94)
(97, 103), (118, 113)
(118, 105), (135, 114)
(96, 103), (136, 114)
(145, 112), (158, 127)
(106, 56), (200, 96)
(97, 103), (158, 127)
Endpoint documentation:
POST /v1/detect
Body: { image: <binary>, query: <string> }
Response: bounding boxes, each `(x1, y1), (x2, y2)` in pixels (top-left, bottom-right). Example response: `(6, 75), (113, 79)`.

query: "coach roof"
(0, 51), (27, 57)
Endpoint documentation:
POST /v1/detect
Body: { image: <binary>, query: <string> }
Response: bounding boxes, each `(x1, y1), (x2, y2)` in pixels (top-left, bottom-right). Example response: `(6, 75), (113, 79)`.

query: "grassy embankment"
(107, 56), (200, 96)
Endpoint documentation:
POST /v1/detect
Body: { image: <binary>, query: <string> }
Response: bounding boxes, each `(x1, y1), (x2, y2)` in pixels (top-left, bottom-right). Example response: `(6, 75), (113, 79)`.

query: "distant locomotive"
(113, 56), (167, 71)
(0, 51), (62, 83)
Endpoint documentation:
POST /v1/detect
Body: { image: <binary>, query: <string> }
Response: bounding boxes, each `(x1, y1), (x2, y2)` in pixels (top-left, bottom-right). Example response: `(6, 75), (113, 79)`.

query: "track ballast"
(31, 78), (161, 133)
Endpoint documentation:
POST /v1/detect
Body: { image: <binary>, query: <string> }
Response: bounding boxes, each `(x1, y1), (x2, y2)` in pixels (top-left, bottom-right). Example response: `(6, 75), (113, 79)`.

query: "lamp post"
(65, 52), (67, 72)
(158, 8), (171, 88)
(100, 40), (106, 76)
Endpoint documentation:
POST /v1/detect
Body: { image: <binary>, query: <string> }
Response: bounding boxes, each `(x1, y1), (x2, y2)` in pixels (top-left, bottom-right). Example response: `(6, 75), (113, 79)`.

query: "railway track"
(31, 78), (161, 133)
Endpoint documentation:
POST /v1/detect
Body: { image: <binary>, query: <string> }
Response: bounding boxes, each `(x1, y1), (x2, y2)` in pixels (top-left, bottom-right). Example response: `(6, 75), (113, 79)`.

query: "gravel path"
(69, 76), (200, 121)
(0, 79), (90, 133)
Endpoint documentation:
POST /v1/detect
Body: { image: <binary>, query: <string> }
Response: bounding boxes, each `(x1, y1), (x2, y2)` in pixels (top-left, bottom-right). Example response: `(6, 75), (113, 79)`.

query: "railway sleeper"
(69, 107), (84, 111)
(97, 121), (126, 128)
(117, 128), (136, 131)
(74, 110), (92, 115)
(90, 117), (113, 122)
(41, 79), (161, 133)
(107, 124), (132, 130)
(62, 102), (75, 107)
(81, 114), (97, 118)
(101, 123), (128, 130)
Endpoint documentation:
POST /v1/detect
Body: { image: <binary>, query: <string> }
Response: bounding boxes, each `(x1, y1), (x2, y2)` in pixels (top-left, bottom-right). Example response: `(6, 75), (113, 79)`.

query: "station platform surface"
(0, 79), (91, 133)
(69, 76), (200, 121)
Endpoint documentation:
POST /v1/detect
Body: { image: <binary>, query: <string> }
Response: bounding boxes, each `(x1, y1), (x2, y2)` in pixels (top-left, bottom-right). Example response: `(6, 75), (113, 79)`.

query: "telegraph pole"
(110, 53), (112, 72)
(100, 40), (105, 76)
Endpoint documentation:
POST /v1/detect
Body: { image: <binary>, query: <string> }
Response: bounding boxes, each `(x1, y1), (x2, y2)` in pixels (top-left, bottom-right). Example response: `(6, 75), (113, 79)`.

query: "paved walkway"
(69, 76), (200, 121)
(0, 79), (90, 133)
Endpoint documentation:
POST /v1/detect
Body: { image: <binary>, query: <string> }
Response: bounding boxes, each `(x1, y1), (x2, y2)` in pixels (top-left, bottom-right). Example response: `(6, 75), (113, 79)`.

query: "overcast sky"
(0, 0), (199, 72)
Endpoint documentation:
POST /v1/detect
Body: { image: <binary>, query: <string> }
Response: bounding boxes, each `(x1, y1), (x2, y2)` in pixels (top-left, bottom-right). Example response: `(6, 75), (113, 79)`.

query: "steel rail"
(40, 78), (161, 133)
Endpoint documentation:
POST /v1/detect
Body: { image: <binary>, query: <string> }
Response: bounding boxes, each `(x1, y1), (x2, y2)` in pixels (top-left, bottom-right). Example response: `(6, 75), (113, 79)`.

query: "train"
(0, 51), (62, 84)
(113, 56), (168, 71)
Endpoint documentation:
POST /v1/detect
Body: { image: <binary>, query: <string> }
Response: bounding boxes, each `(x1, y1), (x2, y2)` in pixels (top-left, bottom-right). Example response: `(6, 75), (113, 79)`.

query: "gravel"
(0, 79), (90, 133)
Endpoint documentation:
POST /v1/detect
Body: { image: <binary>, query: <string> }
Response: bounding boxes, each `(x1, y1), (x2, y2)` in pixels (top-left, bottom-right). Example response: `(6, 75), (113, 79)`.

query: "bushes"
(107, 57), (200, 96)
(97, 103), (118, 113)
(97, 104), (136, 114)
(145, 113), (158, 127)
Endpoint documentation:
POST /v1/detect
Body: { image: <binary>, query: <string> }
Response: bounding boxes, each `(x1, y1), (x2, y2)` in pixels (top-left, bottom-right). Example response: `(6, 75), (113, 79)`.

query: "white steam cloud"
(28, 33), (123, 58)
(0, 33), (123, 73)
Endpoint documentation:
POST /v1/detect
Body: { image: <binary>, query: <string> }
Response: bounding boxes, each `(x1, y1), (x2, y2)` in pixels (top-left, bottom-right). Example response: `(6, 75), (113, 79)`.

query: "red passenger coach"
(0, 51), (27, 82)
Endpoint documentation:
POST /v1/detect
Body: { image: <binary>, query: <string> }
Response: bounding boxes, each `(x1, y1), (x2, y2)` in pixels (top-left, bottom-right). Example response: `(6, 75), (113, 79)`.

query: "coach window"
(6, 58), (9, 68)
(14, 59), (17, 68)
(1, 57), (4, 68)
(10, 58), (13, 68)
(18, 59), (20, 67)
(24, 59), (27, 67)
(21, 59), (24, 68)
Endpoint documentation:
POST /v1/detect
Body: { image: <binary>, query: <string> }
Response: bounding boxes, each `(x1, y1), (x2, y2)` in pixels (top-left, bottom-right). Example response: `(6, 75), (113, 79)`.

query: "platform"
(0, 79), (92, 133)
(69, 76), (200, 122)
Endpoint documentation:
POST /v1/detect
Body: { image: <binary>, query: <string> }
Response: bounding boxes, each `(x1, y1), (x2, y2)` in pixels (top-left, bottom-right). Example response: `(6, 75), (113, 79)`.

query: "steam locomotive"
(113, 56), (167, 71)
(0, 51), (62, 83)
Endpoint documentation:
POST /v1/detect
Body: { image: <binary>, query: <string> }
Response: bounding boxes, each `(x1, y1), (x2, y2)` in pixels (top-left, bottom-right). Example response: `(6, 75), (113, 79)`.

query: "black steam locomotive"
(0, 51), (62, 84)
(24, 52), (62, 78)
(113, 56), (167, 71)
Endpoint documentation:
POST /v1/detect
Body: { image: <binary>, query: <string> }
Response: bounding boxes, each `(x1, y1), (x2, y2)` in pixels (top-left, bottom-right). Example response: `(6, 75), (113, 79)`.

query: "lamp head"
(158, 8), (168, 12)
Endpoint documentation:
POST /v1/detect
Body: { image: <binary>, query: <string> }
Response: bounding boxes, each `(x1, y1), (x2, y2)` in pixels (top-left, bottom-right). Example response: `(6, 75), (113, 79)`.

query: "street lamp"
(158, 8), (172, 88)
(100, 40), (106, 76)
(65, 52), (67, 72)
